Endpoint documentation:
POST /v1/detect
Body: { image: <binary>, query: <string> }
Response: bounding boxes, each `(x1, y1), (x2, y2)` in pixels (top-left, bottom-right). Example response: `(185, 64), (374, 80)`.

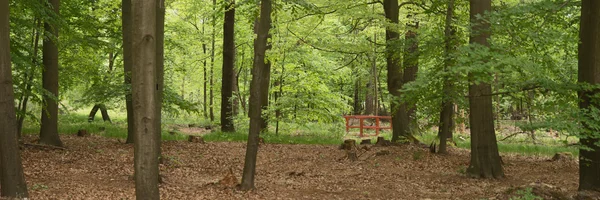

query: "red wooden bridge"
(343, 115), (392, 137)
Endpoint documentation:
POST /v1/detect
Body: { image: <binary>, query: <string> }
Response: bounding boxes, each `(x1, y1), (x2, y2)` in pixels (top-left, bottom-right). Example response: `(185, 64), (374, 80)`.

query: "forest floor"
(19, 134), (577, 200)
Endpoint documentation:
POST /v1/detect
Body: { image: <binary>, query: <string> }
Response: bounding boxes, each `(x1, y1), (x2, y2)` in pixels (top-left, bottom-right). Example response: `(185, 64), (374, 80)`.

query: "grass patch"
(203, 131), (342, 145)
(416, 132), (578, 157)
(21, 112), (579, 157)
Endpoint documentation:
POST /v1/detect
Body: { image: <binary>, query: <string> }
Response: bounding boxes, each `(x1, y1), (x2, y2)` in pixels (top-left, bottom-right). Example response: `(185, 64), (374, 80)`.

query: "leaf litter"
(18, 135), (578, 199)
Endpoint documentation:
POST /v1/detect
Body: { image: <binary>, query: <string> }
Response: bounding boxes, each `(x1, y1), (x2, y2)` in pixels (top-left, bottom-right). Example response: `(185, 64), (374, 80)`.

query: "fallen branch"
(21, 143), (67, 150)
(499, 132), (527, 142)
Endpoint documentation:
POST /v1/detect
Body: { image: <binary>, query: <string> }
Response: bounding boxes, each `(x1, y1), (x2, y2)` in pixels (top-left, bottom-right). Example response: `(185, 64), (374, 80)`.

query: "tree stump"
(188, 135), (204, 143)
(360, 139), (372, 145)
(347, 150), (358, 161)
(339, 139), (356, 150)
(375, 137), (392, 147)
(551, 152), (573, 161)
(77, 129), (88, 137)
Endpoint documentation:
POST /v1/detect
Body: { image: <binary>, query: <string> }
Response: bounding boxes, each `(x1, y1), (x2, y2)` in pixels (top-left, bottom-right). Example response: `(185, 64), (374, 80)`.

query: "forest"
(0, 0), (598, 199)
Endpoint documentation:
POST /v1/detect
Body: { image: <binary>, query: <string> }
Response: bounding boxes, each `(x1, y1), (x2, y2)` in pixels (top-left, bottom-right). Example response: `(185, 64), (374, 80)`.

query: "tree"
(209, 0), (216, 122)
(466, 0), (503, 179)
(240, 0), (271, 190)
(131, 0), (160, 198)
(578, 0), (600, 192)
(221, 0), (235, 132)
(0, 0), (29, 197)
(383, 0), (402, 142)
(40, 0), (63, 147)
(437, 0), (456, 155)
(389, 3), (419, 143)
(122, 0), (135, 144)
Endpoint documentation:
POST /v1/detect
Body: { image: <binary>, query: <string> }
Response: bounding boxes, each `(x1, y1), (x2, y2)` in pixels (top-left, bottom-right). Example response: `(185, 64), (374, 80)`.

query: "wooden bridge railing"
(343, 115), (392, 137)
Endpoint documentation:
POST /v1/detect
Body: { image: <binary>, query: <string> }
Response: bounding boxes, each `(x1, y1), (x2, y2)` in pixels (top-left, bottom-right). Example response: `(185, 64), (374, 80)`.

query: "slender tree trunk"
(202, 22), (208, 119)
(274, 52), (285, 135)
(253, 2), (271, 131)
(240, 0), (271, 190)
(233, 65), (241, 115)
(209, 0), (216, 122)
(438, 0), (456, 155)
(236, 45), (246, 115)
(372, 33), (378, 116)
(221, 0), (236, 132)
(17, 19), (41, 137)
(466, 0), (504, 179)
(353, 78), (361, 114)
(578, 0), (600, 192)
(131, 0), (160, 198)
(383, 0), (402, 143)
(88, 104), (112, 123)
(40, 0), (63, 147)
(122, 0), (134, 144)
(0, 2), (29, 197)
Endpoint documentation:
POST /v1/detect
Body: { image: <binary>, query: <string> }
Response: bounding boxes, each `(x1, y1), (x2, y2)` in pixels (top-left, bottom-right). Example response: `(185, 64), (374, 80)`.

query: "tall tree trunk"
(240, 0), (271, 190)
(383, 0), (402, 143)
(122, 0), (134, 144)
(209, 0), (216, 122)
(438, 0), (456, 155)
(17, 19), (41, 138)
(466, 0), (504, 179)
(131, 0), (160, 198)
(39, 0), (63, 147)
(202, 21), (208, 119)
(578, 0), (600, 192)
(221, 0), (235, 132)
(402, 15), (419, 137)
(156, 0), (165, 135)
(0, 1), (29, 197)
(372, 33), (379, 116)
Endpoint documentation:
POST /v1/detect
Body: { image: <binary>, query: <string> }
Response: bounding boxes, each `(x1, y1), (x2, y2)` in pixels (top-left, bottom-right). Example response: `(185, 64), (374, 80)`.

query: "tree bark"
(383, 0), (403, 143)
(353, 78), (361, 114)
(40, 0), (63, 147)
(221, 0), (236, 132)
(438, 0), (456, 155)
(122, 0), (134, 144)
(466, 0), (504, 179)
(0, 1), (29, 197)
(202, 22), (208, 119)
(209, 0), (216, 122)
(578, 0), (600, 192)
(156, 0), (165, 137)
(131, 0), (160, 198)
(401, 14), (419, 139)
(240, 0), (271, 190)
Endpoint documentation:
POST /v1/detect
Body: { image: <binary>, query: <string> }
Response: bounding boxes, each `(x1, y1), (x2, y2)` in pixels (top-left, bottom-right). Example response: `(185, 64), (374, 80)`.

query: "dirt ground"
(19, 135), (578, 200)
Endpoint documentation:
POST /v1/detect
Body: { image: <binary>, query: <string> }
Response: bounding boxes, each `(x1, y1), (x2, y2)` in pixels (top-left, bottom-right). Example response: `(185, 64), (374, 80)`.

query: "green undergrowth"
(21, 112), (579, 157)
(416, 132), (578, 157)
(203, 131), (342, 145)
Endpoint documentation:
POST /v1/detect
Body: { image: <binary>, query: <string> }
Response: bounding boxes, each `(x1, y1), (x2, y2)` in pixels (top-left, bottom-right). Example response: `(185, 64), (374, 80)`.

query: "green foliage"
(509, 188), (543, 200)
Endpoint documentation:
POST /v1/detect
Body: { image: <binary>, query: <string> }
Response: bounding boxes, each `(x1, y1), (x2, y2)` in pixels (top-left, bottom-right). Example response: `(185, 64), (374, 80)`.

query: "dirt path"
(19, 135), (578, 199)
